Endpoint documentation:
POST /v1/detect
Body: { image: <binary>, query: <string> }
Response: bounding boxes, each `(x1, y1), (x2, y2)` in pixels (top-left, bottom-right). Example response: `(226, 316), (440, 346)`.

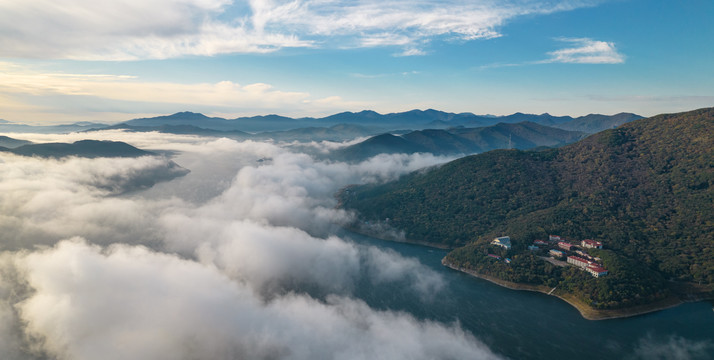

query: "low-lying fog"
(0, 130), (503, 360)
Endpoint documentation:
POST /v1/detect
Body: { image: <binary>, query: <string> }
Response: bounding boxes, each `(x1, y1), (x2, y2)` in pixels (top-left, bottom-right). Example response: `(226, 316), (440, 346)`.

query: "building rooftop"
(491, 236), (512, 249)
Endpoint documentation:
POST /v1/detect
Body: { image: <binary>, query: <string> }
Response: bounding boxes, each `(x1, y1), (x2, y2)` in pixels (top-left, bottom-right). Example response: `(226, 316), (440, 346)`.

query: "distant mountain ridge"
(124, 111), (304, 132)
(0, 135), (32, 148)
(331, 121), (586, 162)
(118, 109), (642, 134)
(0, 121), (106, 134)
(1, 110), (642, 135)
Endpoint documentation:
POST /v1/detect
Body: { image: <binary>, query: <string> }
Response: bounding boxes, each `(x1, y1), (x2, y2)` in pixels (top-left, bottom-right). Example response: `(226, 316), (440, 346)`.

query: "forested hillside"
(339, 108), (714, 308)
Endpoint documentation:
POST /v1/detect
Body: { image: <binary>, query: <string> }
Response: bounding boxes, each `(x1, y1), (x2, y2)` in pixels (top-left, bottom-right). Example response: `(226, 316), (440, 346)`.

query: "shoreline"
(339, 221), (714, 320)
(441, 258), (691, 321)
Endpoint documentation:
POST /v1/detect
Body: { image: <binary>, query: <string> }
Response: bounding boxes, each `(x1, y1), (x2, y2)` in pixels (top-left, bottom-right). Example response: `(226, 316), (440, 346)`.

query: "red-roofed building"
(568, 256), (608, 277)
(581, 239), (603, 249)
(587, 265), (608, 277)
(487, 254), (502, 260)
(549, 235), (562, 242)
(534, 240), (548, 246)
(558, 241), (573, 251)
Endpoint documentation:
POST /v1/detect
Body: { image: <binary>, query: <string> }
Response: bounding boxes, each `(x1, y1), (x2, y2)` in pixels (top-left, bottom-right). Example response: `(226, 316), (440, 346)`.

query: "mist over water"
(0, 131), (500, 360)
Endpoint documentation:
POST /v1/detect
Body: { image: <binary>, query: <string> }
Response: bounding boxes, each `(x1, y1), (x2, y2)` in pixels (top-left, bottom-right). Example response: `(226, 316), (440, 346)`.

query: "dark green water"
(343, 230), (714, 360)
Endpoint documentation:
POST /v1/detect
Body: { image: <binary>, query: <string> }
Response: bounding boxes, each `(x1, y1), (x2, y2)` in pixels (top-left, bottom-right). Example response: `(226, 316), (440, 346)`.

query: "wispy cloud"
(395, 48), (427, 57)
(476, 36), (624, 69)
(544, 37), (625, 64)
(0, 0), (603, 60)
(360, 33), (415, 47)
(631, 334), (713, 360)
(477, 62), (523, 70)
(350, 70), (421, 79)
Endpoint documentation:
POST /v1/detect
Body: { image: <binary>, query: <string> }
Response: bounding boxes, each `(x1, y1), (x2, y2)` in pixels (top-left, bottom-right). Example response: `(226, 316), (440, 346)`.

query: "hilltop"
(0, 135), (32, 148)
(339, 108), (714, 315)
(0, 140), (152, 158)
(330, 122), (586, 162)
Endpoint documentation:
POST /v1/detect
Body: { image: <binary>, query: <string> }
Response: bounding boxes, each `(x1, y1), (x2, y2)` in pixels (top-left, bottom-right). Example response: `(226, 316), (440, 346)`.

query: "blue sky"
(0, 0), (712, 124)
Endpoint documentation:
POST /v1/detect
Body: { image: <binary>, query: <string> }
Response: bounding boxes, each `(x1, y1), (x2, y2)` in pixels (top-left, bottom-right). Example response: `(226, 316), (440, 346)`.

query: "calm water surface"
(342, 230), (714, 360)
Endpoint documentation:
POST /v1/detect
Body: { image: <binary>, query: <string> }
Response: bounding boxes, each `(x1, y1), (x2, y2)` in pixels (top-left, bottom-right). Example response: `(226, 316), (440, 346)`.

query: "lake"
(343, 230), (714, 360)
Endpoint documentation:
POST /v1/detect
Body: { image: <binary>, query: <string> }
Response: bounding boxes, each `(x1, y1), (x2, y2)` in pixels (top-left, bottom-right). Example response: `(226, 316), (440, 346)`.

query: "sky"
(0, 0), (713, 124)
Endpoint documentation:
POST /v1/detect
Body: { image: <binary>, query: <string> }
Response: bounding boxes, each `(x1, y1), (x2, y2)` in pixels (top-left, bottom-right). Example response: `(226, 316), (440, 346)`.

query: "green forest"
(339, 108), (714, 309)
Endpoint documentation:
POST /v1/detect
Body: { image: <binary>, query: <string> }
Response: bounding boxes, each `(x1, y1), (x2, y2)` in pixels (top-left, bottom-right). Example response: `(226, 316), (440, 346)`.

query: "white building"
(491, 236), (512, 250)
(582, 239), (603, 249)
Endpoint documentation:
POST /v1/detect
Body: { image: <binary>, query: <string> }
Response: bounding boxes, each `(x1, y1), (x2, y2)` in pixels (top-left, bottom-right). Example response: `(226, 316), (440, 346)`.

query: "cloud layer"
(10, 239), (500, 360)
(0, 131), (495, 359)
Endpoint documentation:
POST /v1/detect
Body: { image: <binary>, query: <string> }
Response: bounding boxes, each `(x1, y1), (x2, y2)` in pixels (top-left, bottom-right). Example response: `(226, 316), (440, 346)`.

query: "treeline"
(445, 245), (669, 309)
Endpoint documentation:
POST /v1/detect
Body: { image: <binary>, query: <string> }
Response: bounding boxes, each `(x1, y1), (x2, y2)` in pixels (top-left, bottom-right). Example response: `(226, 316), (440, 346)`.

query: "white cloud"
(360, 33), (415, 47)
(0, 0), (308, 60)
(396, 48), (428, 57)
(0, 153), (187, 249)
(0, 132), (502, 359)
(156, 144), (454, 294)
(0, 0), (602, 60)
(545, 37), (625, 64)
(0, 130), (453, 290)
(7, 239), (501, 360)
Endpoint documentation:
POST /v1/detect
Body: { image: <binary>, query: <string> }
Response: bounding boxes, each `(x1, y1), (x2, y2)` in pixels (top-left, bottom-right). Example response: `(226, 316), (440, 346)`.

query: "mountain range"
(118, 110), (642, 134)
(330, 121), (586, 162)
(0, 110), (641, 138)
